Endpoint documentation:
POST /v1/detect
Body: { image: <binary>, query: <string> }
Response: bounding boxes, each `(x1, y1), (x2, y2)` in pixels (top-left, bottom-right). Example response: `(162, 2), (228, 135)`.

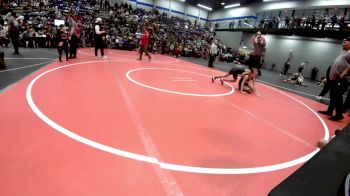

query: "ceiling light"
(221, 2), (225, 5)
(224, 3), (240, 8)
(197, 4), (212, 11)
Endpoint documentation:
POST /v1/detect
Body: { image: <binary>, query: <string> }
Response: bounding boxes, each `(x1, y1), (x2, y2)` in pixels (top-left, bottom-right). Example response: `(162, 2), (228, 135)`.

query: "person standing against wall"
(208, 40), (217, 68)
(298, 61), (309, 73)
(280, 58), (291, 77)
(318, 37), (350, 121)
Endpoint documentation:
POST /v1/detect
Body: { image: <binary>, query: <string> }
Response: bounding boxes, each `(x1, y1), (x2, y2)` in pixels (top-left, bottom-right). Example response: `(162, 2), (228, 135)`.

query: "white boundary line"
(26, 59), (329, 174)
(258, 82), (330, 140)
(78, 50), (181, 63)
(26, 60), (157, 163)
(5, 58), (55, 60)
(126, 68), (235, 97)
(172, 79), (197, 82)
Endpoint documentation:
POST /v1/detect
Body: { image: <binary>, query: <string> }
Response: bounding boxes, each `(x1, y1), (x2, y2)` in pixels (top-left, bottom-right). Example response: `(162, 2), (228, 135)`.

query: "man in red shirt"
(137, 27), (152, 61)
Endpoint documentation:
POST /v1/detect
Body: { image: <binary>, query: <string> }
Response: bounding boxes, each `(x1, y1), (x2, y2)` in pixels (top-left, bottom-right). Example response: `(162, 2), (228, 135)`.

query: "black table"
(269, 123), (350, 196)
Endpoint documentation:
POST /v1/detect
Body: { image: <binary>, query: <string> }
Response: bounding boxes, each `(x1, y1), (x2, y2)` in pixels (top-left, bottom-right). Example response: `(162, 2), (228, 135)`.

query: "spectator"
(298, 61), (309, 73)
(281, 58), (291, 77)
(331, 14), (338, 30)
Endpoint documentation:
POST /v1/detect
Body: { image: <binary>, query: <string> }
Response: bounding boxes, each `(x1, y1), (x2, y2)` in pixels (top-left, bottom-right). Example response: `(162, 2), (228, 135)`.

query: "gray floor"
(0, 47), (333, 106)
(0, 47), (57, 92)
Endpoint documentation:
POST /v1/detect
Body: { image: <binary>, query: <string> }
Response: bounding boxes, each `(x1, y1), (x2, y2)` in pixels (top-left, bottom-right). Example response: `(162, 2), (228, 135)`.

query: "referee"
(94, 18), (106, 58)
(318, 37), (350, 121)
(208, 40), (217, 68)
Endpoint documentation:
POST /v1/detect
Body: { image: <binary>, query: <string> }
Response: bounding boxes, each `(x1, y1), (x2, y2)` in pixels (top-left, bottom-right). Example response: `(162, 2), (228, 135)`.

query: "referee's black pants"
(327, 79), (349, 117)
(208, 54), (216, 67)
(69, 35), (78, 58)
(95, 37), (104, 57)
